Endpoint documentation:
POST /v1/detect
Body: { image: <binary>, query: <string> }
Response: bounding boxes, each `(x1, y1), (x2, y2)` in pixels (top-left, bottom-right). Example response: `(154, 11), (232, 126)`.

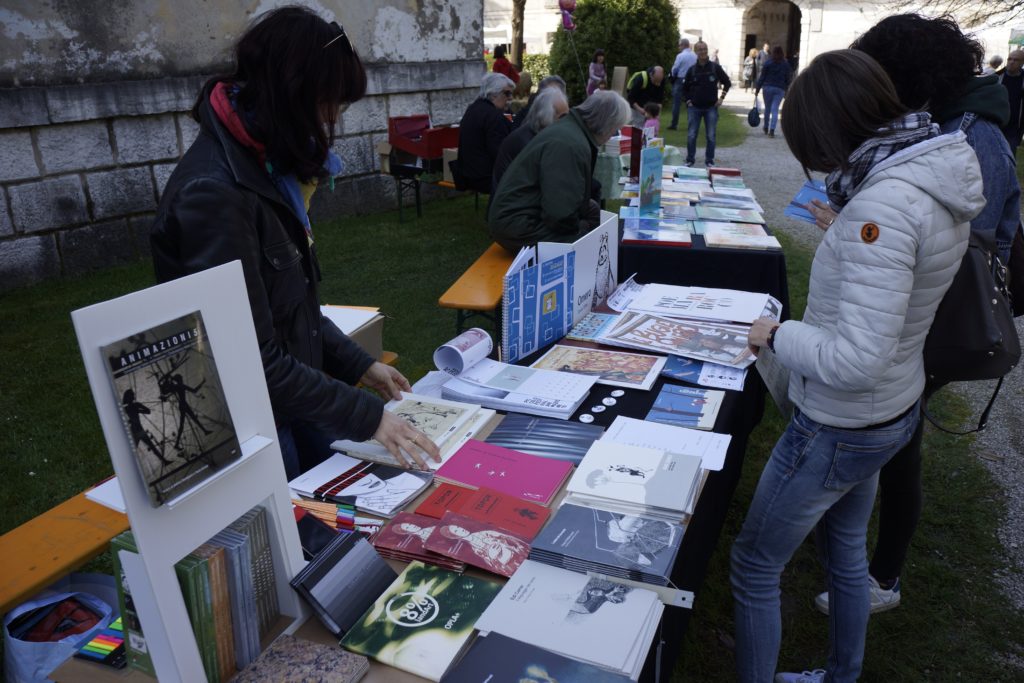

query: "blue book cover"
(784, 179), (828, 224)
(660, 355), (704, 383)
(644, 384), (724, 430)
(529, 503), (683, 584)
(502, 252), (574, 364)
(441, 632), (633, 682)
(638, 146), (663, 217)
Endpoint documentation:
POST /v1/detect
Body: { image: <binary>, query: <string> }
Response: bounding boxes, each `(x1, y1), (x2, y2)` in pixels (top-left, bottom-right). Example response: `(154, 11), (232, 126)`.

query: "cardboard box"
(320, 305), (384, 361)
(442, 148), (458, 184)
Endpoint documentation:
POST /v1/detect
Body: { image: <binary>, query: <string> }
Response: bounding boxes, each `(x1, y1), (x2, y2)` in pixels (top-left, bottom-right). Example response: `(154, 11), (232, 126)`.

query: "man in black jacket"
(456, 72), (515, 193)
(681, 41), (731, 166)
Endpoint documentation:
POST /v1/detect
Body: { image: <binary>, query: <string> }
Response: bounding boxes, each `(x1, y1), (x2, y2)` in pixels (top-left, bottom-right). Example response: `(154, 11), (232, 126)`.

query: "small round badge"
(591, 405), (606, 413)
(610, 389), (625, 398)
(602, 397), (617, 406)
(579, 413), (595, 423)
(861, 223), (880, 243)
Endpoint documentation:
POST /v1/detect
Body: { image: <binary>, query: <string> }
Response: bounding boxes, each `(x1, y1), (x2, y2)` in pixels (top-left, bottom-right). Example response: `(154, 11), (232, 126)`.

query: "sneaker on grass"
(775, 669), (825, 683)
(814, 575), (901, 615)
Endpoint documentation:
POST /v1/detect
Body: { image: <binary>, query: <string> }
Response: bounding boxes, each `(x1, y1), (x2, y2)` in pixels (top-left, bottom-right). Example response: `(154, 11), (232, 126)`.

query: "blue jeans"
(670, 80), (685, 128)
(278, 421), (339, 480)
(686, 105), (718, 164)
(762, 86), (784, 132)
(731, 403), (920, 683)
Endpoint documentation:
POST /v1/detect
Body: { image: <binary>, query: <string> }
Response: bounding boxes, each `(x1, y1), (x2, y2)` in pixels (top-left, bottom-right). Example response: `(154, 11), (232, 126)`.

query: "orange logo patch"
(861, 223), (880, 243)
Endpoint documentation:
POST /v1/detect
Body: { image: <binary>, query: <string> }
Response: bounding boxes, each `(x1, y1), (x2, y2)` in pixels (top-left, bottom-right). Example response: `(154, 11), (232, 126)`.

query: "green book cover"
(340, 561), (501, 682)
(175, 553), (218, 682)
(110, 531), (155, 676)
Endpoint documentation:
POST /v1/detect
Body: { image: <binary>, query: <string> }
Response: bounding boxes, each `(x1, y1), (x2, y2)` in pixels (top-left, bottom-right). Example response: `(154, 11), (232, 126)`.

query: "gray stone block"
(129, 214), (155, 258)
(0, 131), (40, 181)
(114, 115), (179, 164)
(366, 61), (476, 95)
(339, 95), (387, 136)
(333, 135), (374, 177)
(37, 122), (114, 174)
(0, 87), (49, 128)
(47, 76), (207, 123)
(87, 167), (155, 219)
(152, 162), (178, 199)
(58, 219), (137, 276)
(0, 234), (60, 293)
(430, 88), (476, 127)
(178, 113), (200, 151)
(0, 190), (12, 237)
(8, 176), (88, 232)
(388, 92), (431, 118)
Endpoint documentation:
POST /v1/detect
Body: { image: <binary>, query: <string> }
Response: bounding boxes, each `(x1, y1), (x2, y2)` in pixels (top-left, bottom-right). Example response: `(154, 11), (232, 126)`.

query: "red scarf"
(210, 81), (266, 163)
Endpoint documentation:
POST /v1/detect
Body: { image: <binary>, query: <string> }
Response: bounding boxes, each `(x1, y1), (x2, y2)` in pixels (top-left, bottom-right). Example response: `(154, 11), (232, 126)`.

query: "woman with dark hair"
(587, 48), (607, 96)
(793, 13), (1023, 620)
(731, 50), (983, 683)
(492, 44), (520, 84)
(754, 46), (793, 137)
(150, 7), (441, 478)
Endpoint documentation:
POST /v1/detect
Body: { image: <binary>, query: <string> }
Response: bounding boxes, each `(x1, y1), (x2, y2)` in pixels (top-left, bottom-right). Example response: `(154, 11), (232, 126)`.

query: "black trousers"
(869, 416), (925, 582)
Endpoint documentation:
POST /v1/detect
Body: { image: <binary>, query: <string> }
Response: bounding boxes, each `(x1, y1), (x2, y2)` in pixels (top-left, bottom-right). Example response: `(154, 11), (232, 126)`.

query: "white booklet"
(627, 284), (782, 324)
(475, 560), (663, 678)
(566, 441), (703, 517)
(601, 415), (731, 471)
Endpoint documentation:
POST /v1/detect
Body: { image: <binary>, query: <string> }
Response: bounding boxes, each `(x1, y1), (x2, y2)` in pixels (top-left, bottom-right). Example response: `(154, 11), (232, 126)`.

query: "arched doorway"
(743, 0), (802, 68)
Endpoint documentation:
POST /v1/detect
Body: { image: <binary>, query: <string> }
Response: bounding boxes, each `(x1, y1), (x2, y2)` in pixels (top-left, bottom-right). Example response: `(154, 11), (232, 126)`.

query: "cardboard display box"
(320, 305), (385, 361)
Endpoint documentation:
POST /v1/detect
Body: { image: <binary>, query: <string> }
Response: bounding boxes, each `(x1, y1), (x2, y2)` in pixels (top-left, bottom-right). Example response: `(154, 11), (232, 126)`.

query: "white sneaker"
(775, 669), (826, 683)
(814, 575), (901, 615)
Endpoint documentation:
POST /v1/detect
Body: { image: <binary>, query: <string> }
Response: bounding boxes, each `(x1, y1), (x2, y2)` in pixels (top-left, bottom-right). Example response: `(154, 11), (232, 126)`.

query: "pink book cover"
(423, 511), (532, 577)
(435, 440), (572, 505)
(371, 512), (440, 553)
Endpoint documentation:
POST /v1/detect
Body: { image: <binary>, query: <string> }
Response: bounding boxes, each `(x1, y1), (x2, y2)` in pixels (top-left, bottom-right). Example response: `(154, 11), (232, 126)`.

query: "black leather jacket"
(150, 89), (383, 441)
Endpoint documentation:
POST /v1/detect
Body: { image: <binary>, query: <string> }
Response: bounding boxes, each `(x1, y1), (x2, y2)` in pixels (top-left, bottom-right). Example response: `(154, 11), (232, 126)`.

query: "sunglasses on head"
(323, 21), (351, 50)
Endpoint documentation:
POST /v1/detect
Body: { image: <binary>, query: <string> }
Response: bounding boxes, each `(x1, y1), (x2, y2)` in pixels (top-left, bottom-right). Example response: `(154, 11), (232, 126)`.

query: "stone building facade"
(0, 1), (485, 292)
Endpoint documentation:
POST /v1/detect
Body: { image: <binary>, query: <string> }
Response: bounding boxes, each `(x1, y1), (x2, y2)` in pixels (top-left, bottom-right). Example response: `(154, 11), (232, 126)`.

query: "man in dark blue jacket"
(681, 41), (731, 166)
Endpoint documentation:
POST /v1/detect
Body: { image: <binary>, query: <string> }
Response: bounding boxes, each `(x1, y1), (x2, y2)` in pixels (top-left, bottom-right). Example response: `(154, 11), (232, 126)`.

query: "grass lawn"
(2, 157), (1022, 678)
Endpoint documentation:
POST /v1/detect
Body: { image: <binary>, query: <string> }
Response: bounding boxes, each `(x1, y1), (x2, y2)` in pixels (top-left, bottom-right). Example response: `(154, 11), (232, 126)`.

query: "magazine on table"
(626, 284), (782, 325)
(529, 344), (667, 391)
(598, 311), (757, 369)
(695, 205), (763, 224)
(660, 354), (747, 391)
(423, 510), (532, 577)
(442, 633), (634, 683)
(435, 439), (572, 507)
(704, 222), (782, 251)
(565, 311), (621, 343)
(433, 328), (596, 420)
(600, 415), (731, 471)
(288, 453), (432, 518)
(482, 413), (605, 465)
(644, 384), (725, 431)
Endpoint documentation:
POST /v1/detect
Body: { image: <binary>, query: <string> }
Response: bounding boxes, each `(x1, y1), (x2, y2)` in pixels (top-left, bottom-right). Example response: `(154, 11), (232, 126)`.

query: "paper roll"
(433, 328), (493, 376)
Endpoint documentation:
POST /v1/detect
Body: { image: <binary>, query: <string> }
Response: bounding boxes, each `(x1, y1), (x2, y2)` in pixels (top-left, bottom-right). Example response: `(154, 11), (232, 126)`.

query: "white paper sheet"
(600, 415), (731, 471)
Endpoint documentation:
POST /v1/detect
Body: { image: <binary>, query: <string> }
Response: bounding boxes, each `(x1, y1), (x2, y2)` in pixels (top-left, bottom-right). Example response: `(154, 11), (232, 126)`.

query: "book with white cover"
(566, 441), (703, 518)
(626, 284), (781, 325)
(474, 560), (663, 679)
(601, 415), (731, 471)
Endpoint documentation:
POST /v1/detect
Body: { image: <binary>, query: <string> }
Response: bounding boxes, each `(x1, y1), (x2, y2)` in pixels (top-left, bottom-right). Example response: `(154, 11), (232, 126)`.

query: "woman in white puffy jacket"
(730, 50), (985, 683)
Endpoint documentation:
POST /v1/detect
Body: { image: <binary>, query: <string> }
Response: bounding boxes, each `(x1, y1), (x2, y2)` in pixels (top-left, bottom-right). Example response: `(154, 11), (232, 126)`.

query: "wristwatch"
(767, 324), (781, 352)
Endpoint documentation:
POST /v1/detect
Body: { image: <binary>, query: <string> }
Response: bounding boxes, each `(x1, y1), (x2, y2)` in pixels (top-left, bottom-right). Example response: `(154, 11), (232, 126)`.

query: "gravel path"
(715, 91), (1024, 613)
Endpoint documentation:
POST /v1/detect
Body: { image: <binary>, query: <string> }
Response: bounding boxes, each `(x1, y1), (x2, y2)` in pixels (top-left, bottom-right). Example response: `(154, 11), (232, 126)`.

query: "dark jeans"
(278, 420), (339, 480)
(686, 105), (719, 164)
(869, 416), (925, 582)
(670, 80), (685, 128)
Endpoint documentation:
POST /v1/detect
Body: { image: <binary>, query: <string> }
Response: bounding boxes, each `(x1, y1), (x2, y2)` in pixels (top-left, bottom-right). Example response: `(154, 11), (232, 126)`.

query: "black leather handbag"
(923, 232), (1021, 432)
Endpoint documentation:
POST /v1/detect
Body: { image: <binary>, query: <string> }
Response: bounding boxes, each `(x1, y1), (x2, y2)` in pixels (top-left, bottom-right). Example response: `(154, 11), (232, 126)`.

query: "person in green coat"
(488, 90), (630, 253)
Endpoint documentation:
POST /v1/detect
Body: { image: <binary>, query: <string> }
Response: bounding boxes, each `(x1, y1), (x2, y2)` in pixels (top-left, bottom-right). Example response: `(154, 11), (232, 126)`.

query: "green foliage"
(521, 53), (550, 88)
(548, 0), (680, 104)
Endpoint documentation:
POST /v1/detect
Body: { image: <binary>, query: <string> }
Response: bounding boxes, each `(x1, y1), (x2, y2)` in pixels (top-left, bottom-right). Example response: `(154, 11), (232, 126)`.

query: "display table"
(595, 146), (688, 201)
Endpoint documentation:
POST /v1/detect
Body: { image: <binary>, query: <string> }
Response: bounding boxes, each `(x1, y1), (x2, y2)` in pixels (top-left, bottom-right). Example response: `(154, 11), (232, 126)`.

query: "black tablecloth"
(619, 232), (791, 321)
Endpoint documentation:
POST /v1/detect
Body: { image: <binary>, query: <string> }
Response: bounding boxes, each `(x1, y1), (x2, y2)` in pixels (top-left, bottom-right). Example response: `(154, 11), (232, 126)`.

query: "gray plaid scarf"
(826, 112), (939, 209)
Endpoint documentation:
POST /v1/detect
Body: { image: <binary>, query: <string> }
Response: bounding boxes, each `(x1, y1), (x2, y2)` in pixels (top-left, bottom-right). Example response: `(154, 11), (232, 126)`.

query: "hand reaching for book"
(360, 362), (411, 401)
(373, 411), (441, 470)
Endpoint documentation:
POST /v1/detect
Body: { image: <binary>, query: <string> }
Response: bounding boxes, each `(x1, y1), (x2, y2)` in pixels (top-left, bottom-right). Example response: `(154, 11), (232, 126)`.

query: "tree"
(548, 0), (680, 104)
(512, 0), (526, 67)
(892, 0), (1024, 27)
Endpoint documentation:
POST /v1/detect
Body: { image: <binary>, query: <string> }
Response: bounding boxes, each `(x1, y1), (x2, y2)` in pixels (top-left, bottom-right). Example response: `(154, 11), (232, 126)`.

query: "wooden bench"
(438, 242), (514, 335)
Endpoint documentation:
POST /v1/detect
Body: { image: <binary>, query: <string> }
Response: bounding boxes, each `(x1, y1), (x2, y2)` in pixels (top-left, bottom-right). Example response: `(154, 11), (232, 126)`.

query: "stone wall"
(0, 1), (485, 293)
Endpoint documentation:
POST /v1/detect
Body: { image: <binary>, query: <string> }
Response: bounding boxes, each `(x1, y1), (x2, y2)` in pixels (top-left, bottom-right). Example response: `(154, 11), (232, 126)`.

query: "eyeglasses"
(323, 21), (350, 49)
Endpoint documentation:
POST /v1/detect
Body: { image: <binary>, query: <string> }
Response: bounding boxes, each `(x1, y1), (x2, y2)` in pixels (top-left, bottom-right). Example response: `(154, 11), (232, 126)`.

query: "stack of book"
(434, 440), (573, 507)
(290, 532), (397, 636)
(441, 358), (596, 420)
(288, 452), (433, 518)
(341, 561), (503, 681)
(111, 504), (280, 679)
(423, 510), (532, 577)
(529, 503), (685, 587)
(644, 384), (725, 430)
(482, 412), (605, 465)
(415, 485), (551, 536)
(474, 560), (663, 680)
(331, 393), (495, 468)
(371, 511), (467, 571)
(564, 441), (703, 520)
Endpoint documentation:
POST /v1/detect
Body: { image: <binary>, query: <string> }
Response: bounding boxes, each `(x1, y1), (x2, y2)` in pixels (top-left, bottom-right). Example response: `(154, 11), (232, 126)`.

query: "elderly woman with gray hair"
(455, 72), (515, 193)
(489, 90), (630, 252)
(492, 86), (570, 192)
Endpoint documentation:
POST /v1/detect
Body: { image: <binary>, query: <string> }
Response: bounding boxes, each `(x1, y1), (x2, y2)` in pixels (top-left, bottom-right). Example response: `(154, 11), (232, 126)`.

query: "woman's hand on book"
(360, 361), (411, 401)
(373, 412), (441, 470)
